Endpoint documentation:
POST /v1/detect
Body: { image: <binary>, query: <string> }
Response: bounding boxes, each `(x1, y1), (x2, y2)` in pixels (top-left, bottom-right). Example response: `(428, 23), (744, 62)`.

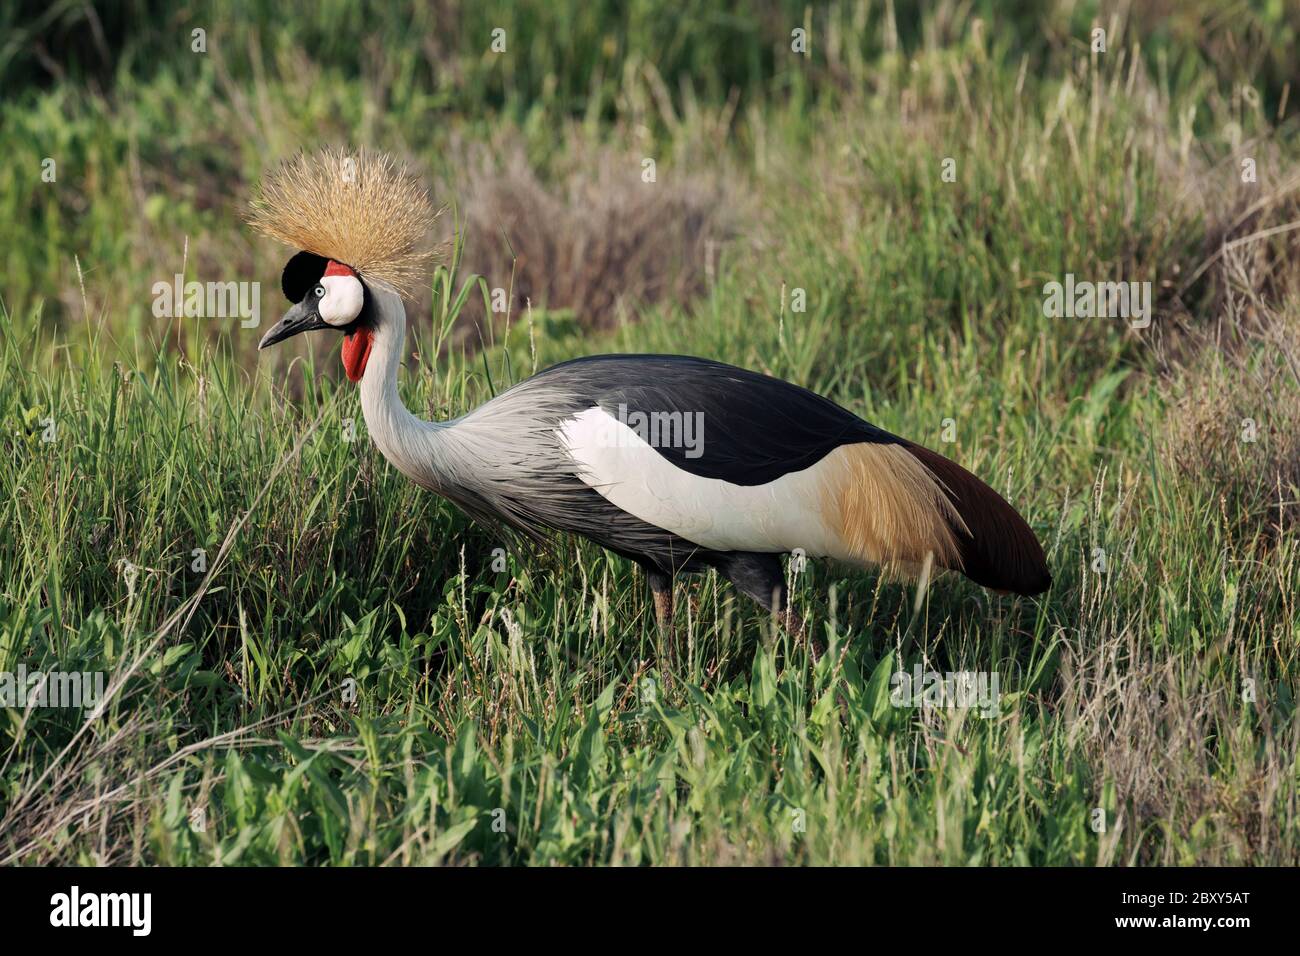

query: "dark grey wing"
(485, 354), (1050, 595)
(530, 354), (900, 484)
(451, 354), (898, 577)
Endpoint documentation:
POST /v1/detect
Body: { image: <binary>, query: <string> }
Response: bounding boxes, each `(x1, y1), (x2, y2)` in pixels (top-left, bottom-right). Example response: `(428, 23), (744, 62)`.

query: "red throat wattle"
(341, 327), (373, 382)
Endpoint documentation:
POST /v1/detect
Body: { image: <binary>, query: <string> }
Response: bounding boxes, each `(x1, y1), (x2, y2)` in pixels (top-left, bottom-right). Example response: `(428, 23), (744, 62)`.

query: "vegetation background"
(2, 0), (1299, 865)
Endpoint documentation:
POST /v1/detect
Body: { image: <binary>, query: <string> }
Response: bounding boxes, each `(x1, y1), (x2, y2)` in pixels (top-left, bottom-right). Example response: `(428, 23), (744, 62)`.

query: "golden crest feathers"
(247, 147), (439, 298)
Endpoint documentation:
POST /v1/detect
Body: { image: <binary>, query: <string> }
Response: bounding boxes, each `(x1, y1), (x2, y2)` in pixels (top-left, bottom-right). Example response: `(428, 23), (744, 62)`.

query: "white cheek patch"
(319, 274), (365, 326)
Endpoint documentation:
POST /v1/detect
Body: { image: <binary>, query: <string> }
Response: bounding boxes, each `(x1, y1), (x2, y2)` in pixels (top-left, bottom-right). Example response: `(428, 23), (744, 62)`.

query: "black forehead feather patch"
(281, 251), (330, 303)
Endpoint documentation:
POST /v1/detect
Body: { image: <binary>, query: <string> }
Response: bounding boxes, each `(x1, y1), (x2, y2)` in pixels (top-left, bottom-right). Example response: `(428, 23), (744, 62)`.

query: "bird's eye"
(313, 284), (326, 299)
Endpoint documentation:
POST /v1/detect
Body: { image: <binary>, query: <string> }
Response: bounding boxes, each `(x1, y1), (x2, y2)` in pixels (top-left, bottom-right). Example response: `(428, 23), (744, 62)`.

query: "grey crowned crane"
(251, 150), (1050, 659)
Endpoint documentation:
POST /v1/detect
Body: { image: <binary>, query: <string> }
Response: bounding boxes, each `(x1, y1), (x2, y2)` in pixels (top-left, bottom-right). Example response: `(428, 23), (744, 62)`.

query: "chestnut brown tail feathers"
(903, 444), (1051, 596)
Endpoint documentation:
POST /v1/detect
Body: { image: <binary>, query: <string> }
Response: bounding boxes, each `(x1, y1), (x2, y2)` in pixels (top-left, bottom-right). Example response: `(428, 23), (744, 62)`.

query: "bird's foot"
(776, 607), (824, 662)
(654, 623), (680, 692)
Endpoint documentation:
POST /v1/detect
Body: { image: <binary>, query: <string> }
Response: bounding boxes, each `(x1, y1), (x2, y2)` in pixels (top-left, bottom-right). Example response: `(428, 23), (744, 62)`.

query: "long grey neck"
(358, 289), (447, 489)
(356, 289), (575, 525)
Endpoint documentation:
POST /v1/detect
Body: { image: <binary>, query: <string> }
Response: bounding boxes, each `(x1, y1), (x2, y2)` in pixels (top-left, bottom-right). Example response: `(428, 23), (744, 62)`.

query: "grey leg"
(717, 553), (823, 660)
(644, 567), (680, 681)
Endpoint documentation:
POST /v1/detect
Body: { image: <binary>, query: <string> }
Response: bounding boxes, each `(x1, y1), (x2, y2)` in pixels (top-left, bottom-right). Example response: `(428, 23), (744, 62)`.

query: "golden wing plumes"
(247, 147), (439, 299)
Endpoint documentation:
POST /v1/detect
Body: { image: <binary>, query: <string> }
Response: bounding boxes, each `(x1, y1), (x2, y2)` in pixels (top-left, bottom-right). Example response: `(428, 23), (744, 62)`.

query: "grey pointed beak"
(258, 301), (331, 349)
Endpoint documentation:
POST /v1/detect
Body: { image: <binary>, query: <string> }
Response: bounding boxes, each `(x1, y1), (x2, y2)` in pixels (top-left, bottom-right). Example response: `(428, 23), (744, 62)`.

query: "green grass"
(1, 1), (1298, 865)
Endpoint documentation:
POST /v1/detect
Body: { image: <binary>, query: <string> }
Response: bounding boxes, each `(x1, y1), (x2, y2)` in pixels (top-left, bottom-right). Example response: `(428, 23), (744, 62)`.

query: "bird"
(250, 149), (1050, 661)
